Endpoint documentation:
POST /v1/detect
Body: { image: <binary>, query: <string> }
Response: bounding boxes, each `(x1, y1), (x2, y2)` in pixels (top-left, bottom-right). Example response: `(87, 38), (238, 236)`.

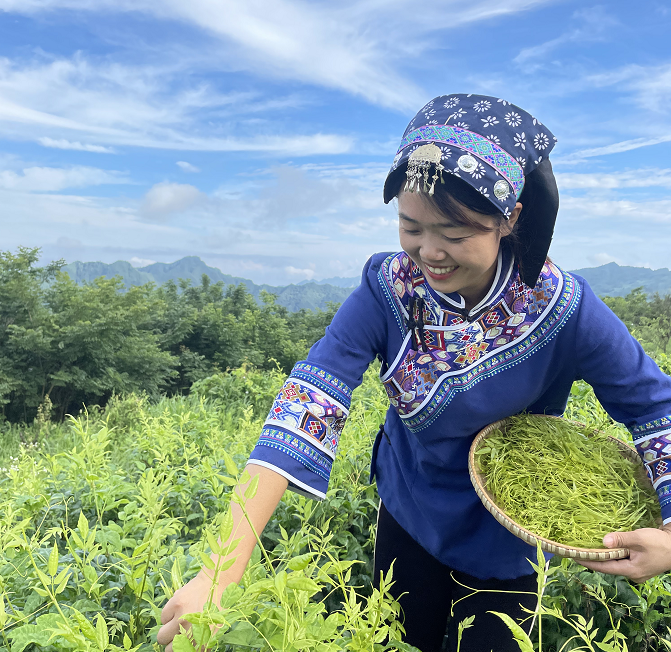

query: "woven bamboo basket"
(468, 415), (650, 561)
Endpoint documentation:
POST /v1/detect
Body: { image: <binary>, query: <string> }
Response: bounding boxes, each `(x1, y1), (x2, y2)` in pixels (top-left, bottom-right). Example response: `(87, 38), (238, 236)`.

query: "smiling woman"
(158, 94), (671, 652)
(396, 180), (522, 310)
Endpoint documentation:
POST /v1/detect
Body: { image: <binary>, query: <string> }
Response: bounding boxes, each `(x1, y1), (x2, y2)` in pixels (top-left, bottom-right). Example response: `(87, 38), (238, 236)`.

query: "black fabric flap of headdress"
(516, 158), (559, 288)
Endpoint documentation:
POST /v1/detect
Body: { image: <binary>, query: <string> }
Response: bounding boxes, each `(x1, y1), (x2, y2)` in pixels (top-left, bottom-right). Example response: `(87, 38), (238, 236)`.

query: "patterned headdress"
(383, 93), (560, 286)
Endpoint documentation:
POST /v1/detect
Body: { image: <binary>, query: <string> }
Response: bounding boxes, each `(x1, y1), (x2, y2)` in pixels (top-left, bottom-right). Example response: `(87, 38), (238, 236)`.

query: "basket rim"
(468, 415), (645, 560)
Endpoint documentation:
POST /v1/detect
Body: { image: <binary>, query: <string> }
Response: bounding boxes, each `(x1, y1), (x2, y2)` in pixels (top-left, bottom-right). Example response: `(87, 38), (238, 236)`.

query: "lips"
(424, 264), (459, 280)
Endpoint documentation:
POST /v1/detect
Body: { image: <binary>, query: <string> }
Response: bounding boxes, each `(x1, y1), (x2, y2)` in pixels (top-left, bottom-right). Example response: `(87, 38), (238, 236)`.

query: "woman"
(158, 94), (671, 652)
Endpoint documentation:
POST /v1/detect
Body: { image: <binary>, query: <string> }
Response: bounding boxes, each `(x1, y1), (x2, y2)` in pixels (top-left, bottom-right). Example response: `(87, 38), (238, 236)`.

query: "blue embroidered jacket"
(248, 249), (671, 580)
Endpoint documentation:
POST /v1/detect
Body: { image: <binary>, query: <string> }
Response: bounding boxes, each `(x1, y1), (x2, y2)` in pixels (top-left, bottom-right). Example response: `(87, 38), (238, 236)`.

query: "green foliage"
(0, 367), (393, 651)
(603, 288), (671, 357)
(476, 415), (659, 548)
(4, 368), (671, 650)
(0, 248), (334, 423)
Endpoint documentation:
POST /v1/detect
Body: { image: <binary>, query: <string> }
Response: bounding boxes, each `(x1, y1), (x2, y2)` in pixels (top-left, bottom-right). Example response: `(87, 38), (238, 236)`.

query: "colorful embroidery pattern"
(291, 362), (353, 408)
(256, 428), (332, 482)
(631, 415), (671, 444)
(264, 378), (348, 456)
(397, 125), (525, 197)
(636, 434), (671, 488)
(657, 484), (671, 515)
(378, 252), (581, 432)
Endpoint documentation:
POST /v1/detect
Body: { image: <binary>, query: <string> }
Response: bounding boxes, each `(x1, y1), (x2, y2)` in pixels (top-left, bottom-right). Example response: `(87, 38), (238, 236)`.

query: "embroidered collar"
(408, 247), (517, 322)
(378, 252), (582, 431)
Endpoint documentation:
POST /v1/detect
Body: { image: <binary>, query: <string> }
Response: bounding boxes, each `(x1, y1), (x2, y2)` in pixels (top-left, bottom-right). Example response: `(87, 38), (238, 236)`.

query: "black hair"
(389, 167), (522, 257)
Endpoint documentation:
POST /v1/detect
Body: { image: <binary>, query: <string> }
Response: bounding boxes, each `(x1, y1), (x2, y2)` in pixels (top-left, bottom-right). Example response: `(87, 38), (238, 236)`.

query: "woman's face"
(398, 190), (521, 309)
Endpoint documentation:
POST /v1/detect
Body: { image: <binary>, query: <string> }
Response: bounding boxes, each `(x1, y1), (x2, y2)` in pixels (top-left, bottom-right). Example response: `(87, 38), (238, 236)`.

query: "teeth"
(426, 265), (457, 274)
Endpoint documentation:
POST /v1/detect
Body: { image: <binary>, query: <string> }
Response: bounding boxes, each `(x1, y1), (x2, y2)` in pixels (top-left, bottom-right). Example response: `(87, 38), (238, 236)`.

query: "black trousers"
(374, 502), (539, 652)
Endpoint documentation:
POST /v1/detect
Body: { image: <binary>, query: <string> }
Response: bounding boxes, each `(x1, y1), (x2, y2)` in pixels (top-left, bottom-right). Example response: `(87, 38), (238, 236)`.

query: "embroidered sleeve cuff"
(633, 418), (671, 523)
(657, 483), (671, 525)
(247, 363), (353, 500)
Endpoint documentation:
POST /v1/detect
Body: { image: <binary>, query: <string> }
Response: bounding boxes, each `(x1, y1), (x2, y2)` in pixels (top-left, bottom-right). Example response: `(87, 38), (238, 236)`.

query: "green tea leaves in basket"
(474, 415), (660, 549)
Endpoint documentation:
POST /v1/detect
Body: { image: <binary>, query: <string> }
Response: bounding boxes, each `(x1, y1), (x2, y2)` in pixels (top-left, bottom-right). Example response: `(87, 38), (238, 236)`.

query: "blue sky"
(1, 0), (671, 285)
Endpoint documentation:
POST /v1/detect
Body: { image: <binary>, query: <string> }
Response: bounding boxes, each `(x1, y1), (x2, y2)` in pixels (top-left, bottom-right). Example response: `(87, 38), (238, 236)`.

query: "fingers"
(577, 558), (634, 576)
(157, 617), (185, 647)
(576, 557), (652, 583)
(603, 528), (645, 550)
(160, 599), (176, 625)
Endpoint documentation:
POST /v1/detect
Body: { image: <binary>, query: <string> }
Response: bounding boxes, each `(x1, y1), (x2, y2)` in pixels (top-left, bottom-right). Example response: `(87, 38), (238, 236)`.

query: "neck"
(461, 257), (500, 312)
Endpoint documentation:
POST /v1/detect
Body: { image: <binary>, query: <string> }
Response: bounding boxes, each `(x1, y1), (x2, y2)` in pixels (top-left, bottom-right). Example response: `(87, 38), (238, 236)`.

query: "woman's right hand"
(156, 465), (289, 651)
(157, 571), (225, 652)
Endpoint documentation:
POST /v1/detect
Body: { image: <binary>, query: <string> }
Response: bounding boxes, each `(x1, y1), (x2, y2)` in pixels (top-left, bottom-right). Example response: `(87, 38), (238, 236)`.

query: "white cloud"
(515, 6), (618, 68)
(0, 0), (559, 112)
(0, 56), (353, 154)
(556, 168), (671, 190)
(559, 196), (671, 223)
(129, 256), (157, 266)
(0, 165), (128, 191)
(141, 182), (206, 218)
(584, 62), (671, 115)
(176, 161), (200, 173)
(38, 137), (115, 153)
(559, 136), (671, 164)
(285, 266), (315, 280)
(588, 252), (623, 266)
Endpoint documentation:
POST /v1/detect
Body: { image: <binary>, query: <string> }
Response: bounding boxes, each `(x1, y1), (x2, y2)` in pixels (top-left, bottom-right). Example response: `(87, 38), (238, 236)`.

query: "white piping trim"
(380, 332), (413, 382)
(435, 289), (466, 309)
(262, 418), (337, 460)
(634, 427), (671, 447)
(246, 460), (326, 501)
(468, 250), (506, 316)
(664, 516), (671, 526)
(284, 376), (350, 413)
(653, 474), (671, 490)
(400, 271), (565, 419)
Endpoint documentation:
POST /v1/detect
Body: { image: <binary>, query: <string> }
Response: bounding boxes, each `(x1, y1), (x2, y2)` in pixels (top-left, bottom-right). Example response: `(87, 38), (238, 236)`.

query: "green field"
(3, 365), (671, 651)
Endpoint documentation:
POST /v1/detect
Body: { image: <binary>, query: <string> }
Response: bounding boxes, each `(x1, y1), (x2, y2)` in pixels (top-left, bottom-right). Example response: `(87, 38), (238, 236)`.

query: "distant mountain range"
(62, 257), (356, 312)
(61, 257), (671, 312)
(570, 262), (671, 298)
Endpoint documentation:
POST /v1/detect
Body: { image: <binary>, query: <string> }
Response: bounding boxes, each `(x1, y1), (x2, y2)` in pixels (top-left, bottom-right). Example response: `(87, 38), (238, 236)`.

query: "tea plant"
(2, 367), (671, 650)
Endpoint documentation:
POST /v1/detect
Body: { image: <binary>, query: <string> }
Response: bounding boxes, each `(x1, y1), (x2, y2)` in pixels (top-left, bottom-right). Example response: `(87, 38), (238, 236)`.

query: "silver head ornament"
(404, 143), (444, 195)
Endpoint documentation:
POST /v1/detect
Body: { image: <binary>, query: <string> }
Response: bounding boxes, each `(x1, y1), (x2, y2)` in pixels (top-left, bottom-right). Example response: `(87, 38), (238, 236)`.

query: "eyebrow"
(399, 212), (458, 228)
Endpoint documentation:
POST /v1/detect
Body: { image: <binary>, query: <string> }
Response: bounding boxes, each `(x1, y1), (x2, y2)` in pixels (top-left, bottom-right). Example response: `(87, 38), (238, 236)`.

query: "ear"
(501, 202), (522, 235)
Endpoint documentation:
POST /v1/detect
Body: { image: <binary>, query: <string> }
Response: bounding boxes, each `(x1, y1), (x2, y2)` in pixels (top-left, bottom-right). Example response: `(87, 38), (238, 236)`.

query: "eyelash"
(402, 228), (466, 244)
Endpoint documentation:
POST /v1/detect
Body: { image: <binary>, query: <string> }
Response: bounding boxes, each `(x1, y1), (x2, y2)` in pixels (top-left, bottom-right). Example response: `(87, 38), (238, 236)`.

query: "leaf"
(220, 621), (264, 647)
(286, 575), (320, 595)
(48, 541), (59, 576)
(488, 611), (534, 652)
(199, 550), (215, 570)
(222, 450), (238, 477)
(78, 511), (89, 540)
(7, 624), (53, 652)
(96, 613), (109, 650)
(287, 553), (314, 571)
(219, 557), (236, 573)
(123, 633), (132, 650)
(274, 570), (288, 595)
(172, 633), (197, 651)
(55, 570), (71, 594)
(219, 508), (234, 542)
(244, 474), (259, 500)
(206, 530), (221, 555)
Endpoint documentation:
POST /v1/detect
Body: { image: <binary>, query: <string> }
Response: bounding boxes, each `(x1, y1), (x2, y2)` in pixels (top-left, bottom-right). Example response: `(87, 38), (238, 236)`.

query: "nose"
(419, 237), (448, 264)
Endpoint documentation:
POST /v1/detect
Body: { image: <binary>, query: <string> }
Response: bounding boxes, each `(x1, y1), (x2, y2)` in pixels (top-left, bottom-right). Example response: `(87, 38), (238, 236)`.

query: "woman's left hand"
(577, 525), (671, 582)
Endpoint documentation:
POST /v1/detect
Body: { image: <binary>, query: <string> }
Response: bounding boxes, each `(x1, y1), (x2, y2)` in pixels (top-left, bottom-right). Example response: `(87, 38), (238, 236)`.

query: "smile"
(424, 264), (459, 280)
(426, 265), (458, 274)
